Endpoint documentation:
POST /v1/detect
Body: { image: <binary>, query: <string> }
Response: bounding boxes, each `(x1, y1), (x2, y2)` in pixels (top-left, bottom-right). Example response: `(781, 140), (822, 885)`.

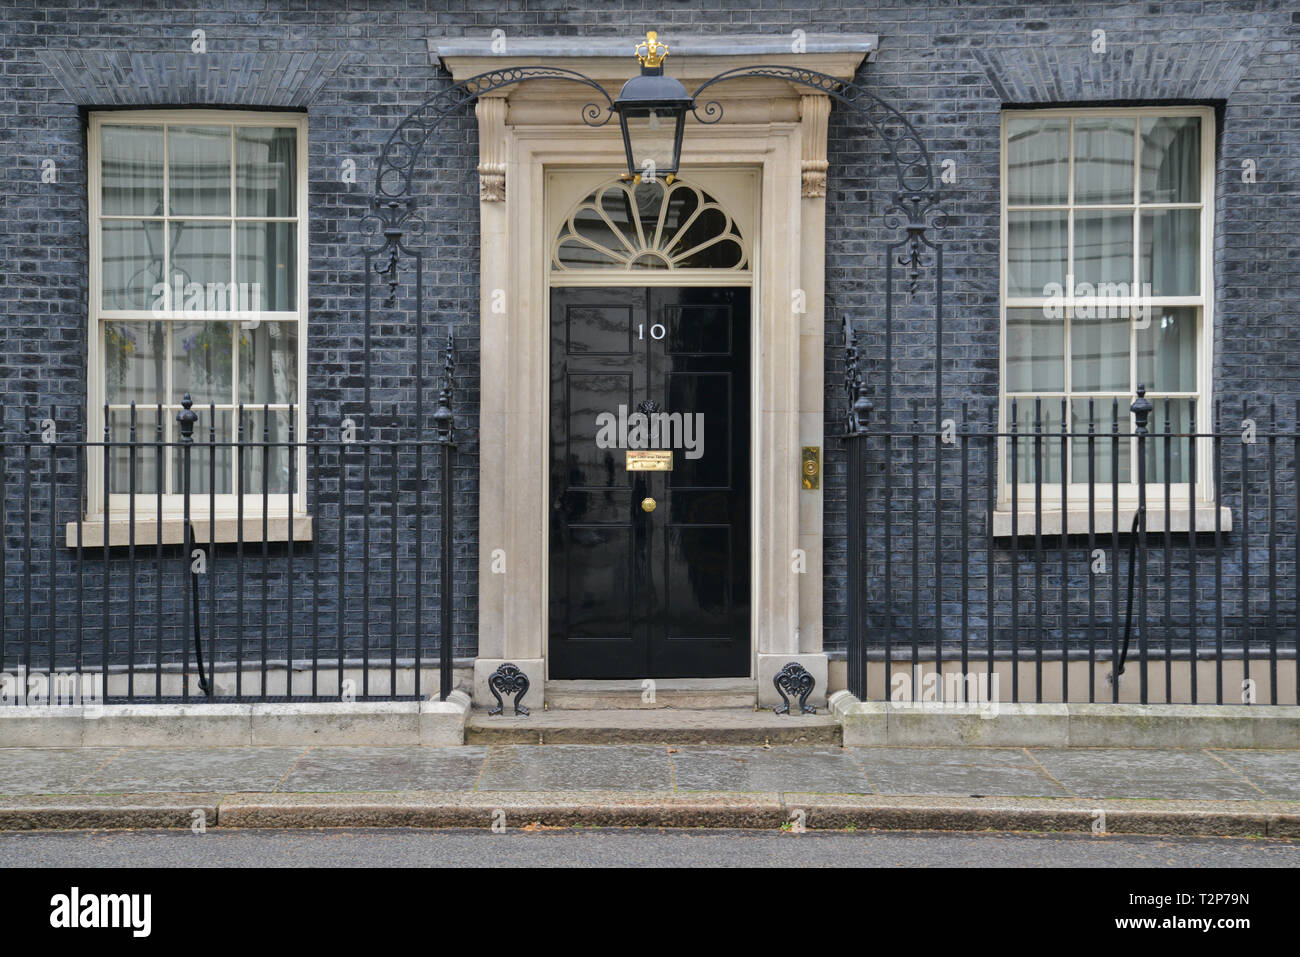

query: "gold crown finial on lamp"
(634, 31), (668, 68)
(613, 30), (693, 184)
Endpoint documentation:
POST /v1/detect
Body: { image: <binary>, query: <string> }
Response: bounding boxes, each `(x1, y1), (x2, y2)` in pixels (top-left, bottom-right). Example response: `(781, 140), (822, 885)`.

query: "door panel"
(564, 526), (634, 641)
(549, 286), (750, 679)
(565, 372), (633, 482)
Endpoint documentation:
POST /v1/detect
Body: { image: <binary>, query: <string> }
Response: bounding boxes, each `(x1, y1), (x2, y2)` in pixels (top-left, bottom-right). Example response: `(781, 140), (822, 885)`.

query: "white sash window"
(86, 111), (308, 532)
(1000, 106), (1215, 515)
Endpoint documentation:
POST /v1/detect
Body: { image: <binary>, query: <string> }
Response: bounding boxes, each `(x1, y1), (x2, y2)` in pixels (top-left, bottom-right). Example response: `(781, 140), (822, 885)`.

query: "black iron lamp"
(611, 32), (694, 183)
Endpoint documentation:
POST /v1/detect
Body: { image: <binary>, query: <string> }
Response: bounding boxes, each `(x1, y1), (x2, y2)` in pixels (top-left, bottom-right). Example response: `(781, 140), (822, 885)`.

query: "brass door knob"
(640, 497), (657, 513)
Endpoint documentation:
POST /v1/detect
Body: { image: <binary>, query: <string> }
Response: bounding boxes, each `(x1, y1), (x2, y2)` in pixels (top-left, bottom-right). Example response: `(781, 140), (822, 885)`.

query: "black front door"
(549, 286), (751, 679)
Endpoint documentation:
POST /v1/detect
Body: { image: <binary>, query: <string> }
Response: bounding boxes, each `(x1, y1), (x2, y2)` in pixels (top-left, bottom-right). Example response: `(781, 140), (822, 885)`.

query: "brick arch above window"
(36, 50), (346, 108)
(971, 39), (1263, 104)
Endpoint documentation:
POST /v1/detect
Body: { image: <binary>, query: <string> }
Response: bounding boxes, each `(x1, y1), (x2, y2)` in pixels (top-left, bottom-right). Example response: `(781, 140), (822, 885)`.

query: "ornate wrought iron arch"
(691, 65), (946, 269)
(366, 63), (946, 288)
(356, 69), (617, 452)
(364, 62), (950, 431)
(363, 66), (614, 289)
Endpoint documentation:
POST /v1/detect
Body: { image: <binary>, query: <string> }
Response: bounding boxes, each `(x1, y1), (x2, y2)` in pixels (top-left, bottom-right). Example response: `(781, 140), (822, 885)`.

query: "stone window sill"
(66, 514), (314, 548)
(991, 505), (1232, 538)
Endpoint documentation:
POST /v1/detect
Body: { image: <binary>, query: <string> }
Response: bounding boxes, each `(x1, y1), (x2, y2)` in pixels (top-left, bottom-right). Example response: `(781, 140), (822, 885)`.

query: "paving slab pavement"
(1, 744), (1298, 835)
(278, 746), (488, 793)
(851, 747), (1069, 797)
(1200, 749), (1300, 800)
(476, 744), (674, 791)
(673, 746), (870, 793)
(1026, 748), (1268, 800)
(71, 747), (303, 794)
(0, 747), (121, 794)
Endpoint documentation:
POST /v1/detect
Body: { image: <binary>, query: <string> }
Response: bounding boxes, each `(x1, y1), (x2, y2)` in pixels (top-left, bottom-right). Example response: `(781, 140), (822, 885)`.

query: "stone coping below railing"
(829, 692), (1300, 748)
(0, 693), (471, 748)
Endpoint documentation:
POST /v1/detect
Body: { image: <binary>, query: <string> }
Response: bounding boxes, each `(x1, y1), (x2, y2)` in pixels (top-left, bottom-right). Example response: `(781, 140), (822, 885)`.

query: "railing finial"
(177, 393), (198, 442)
(1131, 383), (1153, 434)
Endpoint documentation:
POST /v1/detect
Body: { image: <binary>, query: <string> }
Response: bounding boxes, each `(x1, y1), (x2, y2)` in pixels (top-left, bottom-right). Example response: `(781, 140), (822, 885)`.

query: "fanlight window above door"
(552, 178), (748, 272)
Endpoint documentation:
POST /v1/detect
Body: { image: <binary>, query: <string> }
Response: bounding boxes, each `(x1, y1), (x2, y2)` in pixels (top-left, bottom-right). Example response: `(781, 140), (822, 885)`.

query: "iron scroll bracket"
(773, 661), (817, 715)
(487, 662), (531, 716)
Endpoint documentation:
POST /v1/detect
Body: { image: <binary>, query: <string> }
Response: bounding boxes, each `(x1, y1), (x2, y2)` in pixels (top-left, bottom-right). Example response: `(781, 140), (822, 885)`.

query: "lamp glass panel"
(623, 110), (680, 175)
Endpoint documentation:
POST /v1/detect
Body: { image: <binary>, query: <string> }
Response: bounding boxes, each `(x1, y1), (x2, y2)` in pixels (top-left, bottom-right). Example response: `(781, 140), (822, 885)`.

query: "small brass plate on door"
(641, 497), (657, 513)
(626, 450), (673, 471)
(802, 446), (821, 490)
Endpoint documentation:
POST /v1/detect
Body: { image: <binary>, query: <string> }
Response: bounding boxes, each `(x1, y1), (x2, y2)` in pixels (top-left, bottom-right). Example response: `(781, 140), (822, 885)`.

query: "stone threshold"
(466, 707), (840, 746)
(544, 678), (758, 710)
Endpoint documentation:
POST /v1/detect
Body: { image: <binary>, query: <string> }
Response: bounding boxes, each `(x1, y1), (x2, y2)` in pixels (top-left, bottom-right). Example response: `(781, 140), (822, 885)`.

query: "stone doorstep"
(544, 678), (758, 710)
(464, 707), (842, 746)
(0, 692), (472, 748)
(2, 792), (1295, 837)
(830, 693), (1300, 748)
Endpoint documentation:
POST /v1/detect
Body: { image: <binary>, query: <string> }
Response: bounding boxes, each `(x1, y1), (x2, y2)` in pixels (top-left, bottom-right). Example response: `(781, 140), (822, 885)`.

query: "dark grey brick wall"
(0, 1), (1297, 682)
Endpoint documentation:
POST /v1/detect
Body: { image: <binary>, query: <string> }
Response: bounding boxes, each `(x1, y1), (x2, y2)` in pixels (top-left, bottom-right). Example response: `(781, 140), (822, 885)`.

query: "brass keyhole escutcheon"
(641, 497), (657, 513)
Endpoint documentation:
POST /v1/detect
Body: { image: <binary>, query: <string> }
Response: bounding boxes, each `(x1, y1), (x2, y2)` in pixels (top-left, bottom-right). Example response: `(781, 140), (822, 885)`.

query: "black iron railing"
(0, 394), (459, 704)
(7, 381), (1296, 709)
(842, 387), (1300, 706)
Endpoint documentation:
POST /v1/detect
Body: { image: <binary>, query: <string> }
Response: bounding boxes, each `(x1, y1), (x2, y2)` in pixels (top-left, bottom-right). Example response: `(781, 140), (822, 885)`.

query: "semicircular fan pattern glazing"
(553, 178), (748, 272)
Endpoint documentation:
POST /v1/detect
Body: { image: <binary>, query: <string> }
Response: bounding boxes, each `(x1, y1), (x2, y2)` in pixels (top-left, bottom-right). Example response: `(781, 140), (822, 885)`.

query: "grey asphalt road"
(3, 828), (1296, 867)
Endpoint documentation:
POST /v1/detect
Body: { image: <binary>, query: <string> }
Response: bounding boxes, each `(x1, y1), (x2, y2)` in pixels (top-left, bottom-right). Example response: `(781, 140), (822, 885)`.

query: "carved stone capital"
(475, 94), (508, 202)
(801, 161), (828, 198)
(799, 93), (831, 198)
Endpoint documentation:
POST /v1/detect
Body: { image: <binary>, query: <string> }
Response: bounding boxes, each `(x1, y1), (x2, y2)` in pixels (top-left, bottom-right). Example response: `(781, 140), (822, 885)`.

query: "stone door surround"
(428, 33), (878, 709)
